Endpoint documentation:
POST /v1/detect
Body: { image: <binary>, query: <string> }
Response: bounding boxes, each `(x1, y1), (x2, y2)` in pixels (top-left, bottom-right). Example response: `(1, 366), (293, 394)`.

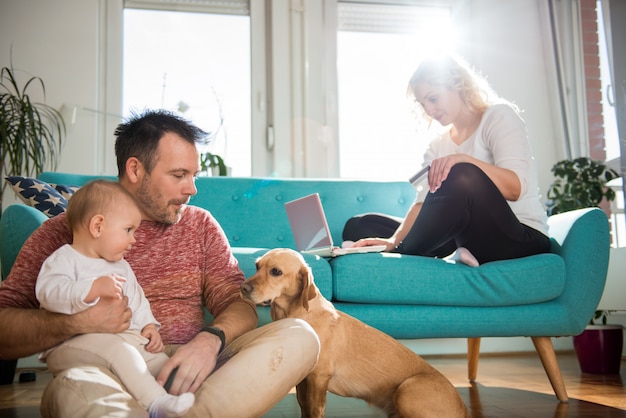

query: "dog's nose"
(240, 282), (252, 296)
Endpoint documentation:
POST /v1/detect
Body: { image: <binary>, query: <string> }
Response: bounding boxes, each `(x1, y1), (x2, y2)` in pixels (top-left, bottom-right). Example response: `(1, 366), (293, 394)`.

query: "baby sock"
(148, 392), (195, 418)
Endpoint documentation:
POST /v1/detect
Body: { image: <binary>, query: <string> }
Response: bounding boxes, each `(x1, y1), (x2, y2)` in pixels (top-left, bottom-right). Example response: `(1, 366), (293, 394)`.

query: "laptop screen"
(284, 193), (333, 251)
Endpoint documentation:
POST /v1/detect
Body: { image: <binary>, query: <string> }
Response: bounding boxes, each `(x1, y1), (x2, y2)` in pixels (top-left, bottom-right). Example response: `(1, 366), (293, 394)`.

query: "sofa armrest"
(547, 207), (611, 331)
(0, 205), (48, 279)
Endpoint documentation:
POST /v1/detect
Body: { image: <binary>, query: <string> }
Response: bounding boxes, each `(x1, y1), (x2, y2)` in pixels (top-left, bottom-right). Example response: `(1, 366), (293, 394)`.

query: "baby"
(36, 179), (194, 418)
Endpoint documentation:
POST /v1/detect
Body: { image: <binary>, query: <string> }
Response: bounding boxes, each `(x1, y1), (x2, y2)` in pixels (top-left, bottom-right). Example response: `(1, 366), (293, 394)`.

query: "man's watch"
(199, 325), (226, 353)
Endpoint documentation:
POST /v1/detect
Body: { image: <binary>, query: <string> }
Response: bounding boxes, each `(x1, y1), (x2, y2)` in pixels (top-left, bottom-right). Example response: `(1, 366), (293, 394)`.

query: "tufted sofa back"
(37, 173), (416, 249)
(190, 177), (415, 248)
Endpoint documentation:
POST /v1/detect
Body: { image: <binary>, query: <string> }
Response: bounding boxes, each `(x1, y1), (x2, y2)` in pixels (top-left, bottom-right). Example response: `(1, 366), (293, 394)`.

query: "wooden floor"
(0, 350), (624, 417)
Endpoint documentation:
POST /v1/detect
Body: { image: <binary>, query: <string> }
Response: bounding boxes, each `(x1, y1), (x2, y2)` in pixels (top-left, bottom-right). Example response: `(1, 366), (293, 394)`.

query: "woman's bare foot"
(445, 247), (479, 267)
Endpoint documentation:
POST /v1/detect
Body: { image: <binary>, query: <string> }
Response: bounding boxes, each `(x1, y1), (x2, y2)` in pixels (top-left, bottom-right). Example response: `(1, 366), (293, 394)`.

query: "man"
(0, 109), (320, 417)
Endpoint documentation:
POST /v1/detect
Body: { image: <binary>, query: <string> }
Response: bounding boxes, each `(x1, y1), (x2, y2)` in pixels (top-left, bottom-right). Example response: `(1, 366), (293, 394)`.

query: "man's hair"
(114, 109), (210, 178)
(66, 180), (137, 232)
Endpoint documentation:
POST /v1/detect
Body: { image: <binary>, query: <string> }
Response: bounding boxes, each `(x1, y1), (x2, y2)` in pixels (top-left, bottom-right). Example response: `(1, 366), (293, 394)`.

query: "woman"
(345, 53), (550, 266)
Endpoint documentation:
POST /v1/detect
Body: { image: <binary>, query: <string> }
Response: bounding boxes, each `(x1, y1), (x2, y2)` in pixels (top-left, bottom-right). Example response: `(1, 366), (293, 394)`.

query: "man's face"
(136, 132), (200, 224)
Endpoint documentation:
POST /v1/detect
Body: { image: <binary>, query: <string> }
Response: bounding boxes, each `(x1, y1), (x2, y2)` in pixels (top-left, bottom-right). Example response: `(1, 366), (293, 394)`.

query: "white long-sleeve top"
(36, 244), (159, 332)
(416, 103), (548, 235)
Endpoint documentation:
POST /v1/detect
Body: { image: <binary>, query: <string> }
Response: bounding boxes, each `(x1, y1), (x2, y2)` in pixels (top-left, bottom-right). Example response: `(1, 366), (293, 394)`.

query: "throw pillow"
(4, 176), (72, 217)
(50, 183), (80, 201)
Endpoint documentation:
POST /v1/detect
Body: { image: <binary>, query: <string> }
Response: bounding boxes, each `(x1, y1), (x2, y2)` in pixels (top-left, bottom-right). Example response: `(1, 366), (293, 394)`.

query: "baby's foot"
(148, 392), (195, 418)
(445, 247), (479, 267)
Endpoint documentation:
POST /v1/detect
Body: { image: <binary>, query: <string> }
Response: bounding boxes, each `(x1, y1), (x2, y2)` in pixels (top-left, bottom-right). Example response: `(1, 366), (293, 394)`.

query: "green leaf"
(1, 62), (65, 213)
(545, 157), (620, 215)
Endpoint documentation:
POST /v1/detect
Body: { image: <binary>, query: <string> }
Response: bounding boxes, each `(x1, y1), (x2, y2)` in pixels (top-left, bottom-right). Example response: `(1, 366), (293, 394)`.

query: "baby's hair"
(66, 180), (138, 232)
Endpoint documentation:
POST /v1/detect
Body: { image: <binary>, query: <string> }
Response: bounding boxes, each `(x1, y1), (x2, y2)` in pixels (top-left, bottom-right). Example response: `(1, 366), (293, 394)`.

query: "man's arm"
(0, 308), (76, 359)
(0, 297), (132, 359)
(211, 298), (258, 346)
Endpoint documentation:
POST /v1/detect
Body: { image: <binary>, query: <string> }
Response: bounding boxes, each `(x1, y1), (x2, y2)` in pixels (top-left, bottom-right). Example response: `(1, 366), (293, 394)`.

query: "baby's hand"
(86, 274), (127, 303)
(142, 324), (164, 353)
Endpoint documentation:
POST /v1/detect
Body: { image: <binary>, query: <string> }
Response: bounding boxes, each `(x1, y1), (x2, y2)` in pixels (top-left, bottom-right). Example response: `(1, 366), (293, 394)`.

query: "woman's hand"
(428, 154), (468, 193)
(351, 237), (395, 251)
(429, 154), (521, 200)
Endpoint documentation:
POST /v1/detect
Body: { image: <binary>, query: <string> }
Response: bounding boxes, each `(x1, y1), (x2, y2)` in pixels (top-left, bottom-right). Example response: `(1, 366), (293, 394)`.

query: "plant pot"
(573, 324), (623, 374)
(211, 165), (232, 177)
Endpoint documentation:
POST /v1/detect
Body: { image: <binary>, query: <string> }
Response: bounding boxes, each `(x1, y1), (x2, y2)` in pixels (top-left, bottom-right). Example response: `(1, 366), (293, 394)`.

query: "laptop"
(409, 165), (430, 191)
(284, 193), (387, 257)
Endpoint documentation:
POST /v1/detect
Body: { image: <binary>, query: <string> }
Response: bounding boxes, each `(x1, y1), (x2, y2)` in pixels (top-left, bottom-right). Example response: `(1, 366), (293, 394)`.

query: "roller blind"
(338, 1), (450, 34)
(124, 0), (250, 15)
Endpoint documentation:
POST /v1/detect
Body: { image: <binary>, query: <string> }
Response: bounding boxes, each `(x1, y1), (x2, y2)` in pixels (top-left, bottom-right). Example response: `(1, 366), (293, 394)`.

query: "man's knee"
(275, 318), (320, 370)
(41, 366), (147, 418)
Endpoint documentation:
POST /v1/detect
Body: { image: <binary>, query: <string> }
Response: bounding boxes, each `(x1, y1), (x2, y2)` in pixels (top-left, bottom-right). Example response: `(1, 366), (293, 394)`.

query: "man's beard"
(136, 176), (188, 224)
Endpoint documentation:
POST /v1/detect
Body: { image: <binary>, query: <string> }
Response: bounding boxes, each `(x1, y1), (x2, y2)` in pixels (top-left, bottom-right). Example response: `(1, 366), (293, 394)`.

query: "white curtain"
(547, 0), (588, 159)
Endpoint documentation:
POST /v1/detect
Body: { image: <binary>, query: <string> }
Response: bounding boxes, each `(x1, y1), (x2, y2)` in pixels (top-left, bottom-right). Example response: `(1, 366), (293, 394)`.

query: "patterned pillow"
(49, 182), (80, 201)
(4, 176), (78, 217)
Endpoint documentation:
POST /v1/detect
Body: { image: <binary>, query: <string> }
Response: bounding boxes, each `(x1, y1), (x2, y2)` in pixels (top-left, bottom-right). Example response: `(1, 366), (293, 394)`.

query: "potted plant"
(0, 63), (65, 213)
(546, 157), (622, 374)
(200, 152), (228, 176)
(546, 157), (619, 215)
(0, 62), (65, 385)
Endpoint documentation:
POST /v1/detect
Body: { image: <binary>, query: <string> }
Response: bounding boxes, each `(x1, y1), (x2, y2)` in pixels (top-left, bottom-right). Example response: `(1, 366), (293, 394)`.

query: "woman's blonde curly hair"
(407, 53), (516, 121)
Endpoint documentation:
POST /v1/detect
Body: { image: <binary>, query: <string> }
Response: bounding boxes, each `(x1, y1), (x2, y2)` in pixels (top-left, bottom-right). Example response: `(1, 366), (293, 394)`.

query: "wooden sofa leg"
(467, 337), (481, 382)
(531, 337), (569, 402)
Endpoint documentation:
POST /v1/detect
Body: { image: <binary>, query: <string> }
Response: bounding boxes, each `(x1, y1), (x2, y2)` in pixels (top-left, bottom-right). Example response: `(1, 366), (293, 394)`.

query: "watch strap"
(199, 326), (226, 353)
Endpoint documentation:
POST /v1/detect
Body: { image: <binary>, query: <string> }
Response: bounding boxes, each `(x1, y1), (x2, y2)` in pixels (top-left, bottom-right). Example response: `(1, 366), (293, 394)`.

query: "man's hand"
(142, 324), (164, 353)
(72, 296), (132, 335)
(157, 331), (222, 395)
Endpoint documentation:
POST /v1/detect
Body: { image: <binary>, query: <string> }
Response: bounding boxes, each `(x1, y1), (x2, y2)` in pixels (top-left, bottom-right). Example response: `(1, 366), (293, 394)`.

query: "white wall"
(1, 0), (563, 184)
(453, 0), (562, 197)
(0, 0), (121, 180)
(0, 0), (594, 359)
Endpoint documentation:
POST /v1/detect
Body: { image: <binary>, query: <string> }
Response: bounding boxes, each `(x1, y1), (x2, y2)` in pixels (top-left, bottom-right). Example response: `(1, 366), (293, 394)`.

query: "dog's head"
(240, 248), (317, 318)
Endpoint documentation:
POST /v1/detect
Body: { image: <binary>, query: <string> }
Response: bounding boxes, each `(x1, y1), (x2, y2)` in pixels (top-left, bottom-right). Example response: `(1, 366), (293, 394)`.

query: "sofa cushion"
(5, 176), (81, 217)
(330, 252), (565, 307)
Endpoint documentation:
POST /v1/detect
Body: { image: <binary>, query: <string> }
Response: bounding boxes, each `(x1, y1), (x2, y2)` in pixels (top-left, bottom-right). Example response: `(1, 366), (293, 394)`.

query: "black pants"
(343, 163), (551, 264)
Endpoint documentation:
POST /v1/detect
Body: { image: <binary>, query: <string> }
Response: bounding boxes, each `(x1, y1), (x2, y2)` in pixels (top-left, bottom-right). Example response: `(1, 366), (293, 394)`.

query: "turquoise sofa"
(0, 172), (611, 401)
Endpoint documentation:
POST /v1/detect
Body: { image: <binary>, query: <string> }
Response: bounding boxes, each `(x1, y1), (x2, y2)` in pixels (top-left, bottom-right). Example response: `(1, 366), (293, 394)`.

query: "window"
(597, 1), (620, 162)
(336, 2), (455, 180)
(596, 0), (624, 246)
(123, 7), (251, 176)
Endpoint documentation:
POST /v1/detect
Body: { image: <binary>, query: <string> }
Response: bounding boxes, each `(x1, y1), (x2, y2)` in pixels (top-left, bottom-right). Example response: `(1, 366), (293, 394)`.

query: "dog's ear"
(298, 265), (316, 311)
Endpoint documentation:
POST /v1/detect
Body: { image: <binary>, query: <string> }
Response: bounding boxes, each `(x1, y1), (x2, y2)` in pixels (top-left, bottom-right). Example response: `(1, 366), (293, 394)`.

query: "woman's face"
(413, 82), (466, 127)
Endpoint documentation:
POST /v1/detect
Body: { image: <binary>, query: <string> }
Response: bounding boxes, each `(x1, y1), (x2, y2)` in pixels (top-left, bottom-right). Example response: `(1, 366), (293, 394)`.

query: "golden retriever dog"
(241, 248), (470, 418)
